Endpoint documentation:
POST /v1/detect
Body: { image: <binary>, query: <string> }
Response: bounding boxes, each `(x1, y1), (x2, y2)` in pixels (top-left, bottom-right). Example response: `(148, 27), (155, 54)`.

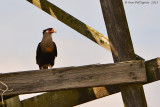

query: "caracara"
(36, 28), (57, 69)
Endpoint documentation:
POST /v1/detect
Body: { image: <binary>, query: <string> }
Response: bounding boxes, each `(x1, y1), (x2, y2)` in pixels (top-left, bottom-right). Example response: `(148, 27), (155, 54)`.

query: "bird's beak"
(53, 30), (57, 33)
(49, 29), (57, 34)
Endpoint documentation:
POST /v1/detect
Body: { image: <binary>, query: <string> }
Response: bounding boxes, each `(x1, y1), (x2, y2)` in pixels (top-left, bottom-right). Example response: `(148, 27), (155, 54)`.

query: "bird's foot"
(49, 65), (53, 69)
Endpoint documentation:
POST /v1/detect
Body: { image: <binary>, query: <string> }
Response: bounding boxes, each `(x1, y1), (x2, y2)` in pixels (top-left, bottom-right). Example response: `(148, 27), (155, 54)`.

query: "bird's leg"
(49, 65), (53, 69)
(40, 66), (44, 70)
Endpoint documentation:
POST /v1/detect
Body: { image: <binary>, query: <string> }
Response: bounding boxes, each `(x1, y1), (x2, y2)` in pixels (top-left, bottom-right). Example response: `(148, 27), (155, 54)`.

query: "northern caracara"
(36, 28), (57, 69)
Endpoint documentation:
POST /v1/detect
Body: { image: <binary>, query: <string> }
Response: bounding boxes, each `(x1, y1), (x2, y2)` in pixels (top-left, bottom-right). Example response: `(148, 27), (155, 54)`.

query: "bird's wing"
(53, 42), (57, 57)
(36, 42), (41, 64)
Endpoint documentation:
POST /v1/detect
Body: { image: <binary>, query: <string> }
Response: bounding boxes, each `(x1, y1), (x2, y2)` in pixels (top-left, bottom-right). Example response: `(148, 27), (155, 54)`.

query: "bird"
(36, 28), (57, 69)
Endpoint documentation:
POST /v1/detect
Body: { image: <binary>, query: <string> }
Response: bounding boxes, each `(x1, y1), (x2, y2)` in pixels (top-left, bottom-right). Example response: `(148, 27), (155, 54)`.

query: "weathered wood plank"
(21, 88), (96, 107)
(100, 0), (148, 106)
(20, 57), (160, 107)
(26, 0), (110, 51)
(145, 57), (160, 83)
(4, 96), (22, 107)
(0, 60), (146, 96)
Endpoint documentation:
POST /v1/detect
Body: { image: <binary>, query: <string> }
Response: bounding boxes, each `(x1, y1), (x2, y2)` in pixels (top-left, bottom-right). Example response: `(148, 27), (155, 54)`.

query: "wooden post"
(100, 0), (148, 106)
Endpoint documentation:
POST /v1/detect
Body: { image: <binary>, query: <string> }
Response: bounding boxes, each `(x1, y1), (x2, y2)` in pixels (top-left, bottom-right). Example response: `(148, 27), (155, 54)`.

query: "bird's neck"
(42, 34), (53, 42)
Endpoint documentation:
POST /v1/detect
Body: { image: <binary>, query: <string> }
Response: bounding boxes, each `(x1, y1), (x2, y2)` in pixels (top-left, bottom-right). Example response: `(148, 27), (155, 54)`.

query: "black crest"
(43, 28), (53, 34)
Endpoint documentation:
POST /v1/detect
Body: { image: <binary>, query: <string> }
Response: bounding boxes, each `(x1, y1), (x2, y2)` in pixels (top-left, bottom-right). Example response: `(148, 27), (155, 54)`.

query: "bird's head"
(43, 28), (56, 35)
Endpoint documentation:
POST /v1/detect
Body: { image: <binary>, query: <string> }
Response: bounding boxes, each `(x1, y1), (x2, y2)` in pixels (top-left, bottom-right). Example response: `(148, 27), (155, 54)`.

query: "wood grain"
(100, 0), (148, 106)
(0, 60), (146, 96)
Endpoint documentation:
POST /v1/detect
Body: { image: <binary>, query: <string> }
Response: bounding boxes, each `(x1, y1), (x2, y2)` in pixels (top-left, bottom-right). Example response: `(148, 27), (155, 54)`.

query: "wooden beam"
(0, 60), (146, 96)
(21, 88), (96, 107)
(145, 57), (160, 83)
(100, 0), (148, 106)
(20, 57), (160, 106)
(26, 0), (110, 51)
(2, 56), (154, 103)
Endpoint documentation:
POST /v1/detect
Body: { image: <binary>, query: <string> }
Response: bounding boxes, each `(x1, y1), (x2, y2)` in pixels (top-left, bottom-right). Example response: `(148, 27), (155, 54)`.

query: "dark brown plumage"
(36, 28), (57, 69)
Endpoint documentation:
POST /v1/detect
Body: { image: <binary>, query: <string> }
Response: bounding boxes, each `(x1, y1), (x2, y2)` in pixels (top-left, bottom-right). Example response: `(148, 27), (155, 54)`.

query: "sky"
(0, 0), (160, 107)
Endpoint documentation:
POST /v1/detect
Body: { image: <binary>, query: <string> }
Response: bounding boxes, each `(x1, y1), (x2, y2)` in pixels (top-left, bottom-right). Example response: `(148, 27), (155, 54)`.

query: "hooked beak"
(49, 28), (56, 33)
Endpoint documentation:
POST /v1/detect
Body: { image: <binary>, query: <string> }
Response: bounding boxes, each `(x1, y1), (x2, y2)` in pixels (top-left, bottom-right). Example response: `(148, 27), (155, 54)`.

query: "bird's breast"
(40, 37), (55, 53)
(46, 47), (53, 52)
